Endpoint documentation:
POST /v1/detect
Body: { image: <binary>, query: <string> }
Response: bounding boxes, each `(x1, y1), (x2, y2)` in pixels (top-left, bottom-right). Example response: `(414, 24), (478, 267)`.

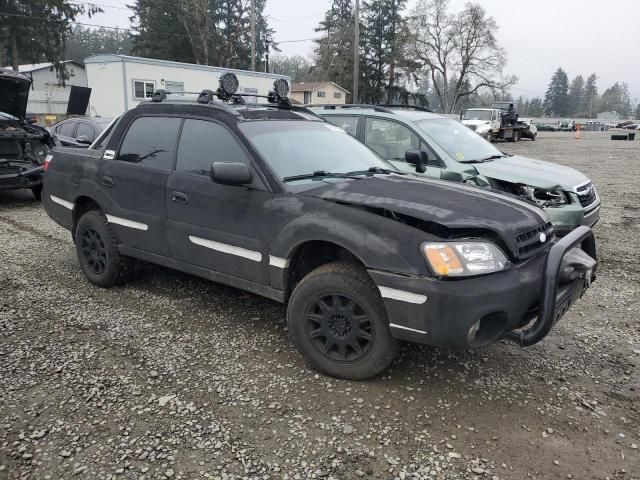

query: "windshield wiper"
(282, 170), (361, 182)
(459, 154), (506, 164)
(345, 166), (396, 176)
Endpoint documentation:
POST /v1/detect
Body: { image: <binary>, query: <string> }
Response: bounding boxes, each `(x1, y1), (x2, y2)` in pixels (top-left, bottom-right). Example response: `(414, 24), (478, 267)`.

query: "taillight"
(43, 154), (53, 171)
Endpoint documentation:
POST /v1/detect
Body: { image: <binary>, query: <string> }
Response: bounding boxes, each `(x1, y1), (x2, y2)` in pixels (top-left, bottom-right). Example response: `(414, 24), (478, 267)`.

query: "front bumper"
(370, 227), (596, 349)
(0, 162), (44, 191)
(546, 195), (600, 236)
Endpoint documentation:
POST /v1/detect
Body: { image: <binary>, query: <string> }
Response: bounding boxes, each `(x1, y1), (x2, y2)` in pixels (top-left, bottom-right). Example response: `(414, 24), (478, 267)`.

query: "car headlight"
(31, 142), (50, 165)
(422, 241), (509, 277)
(520, 185), (568, 208)
(476, 124), (491, 134)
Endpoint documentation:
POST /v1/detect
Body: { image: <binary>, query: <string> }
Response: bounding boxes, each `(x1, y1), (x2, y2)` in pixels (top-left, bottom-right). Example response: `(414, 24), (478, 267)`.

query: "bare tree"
(408, 0), (516, 113)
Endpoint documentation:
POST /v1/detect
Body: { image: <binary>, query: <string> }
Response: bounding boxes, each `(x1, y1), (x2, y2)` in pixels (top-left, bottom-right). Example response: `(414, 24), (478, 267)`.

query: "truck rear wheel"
(287, 262), (399, 380)
(75, 210), (137, 287)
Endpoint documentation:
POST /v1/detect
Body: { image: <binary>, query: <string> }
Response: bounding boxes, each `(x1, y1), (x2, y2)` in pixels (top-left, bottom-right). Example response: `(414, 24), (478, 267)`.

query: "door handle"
(171, 191), (188, 203)
(102, 175), (114, 187)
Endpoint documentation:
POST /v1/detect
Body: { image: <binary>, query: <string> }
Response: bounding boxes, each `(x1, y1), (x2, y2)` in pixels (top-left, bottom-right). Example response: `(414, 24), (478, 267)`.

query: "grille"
(516, 221), (555, 259)
(576, 182), (597, 208)
(466, 124), (477, 131)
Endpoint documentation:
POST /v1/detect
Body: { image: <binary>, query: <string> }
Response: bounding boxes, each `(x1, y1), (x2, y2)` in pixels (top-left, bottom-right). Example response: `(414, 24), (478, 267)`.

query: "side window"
(76, 123), (96, 141)
(317, 91), (326, 98)
(176, 119), (250, 175)
(118, 117), (181, 170)
(133, 80), (155, 100)
(364, 118), (420, 161)
(57, 121), (76, 137)
(333, 92), (342, 99)
(325, 116), (358, 137)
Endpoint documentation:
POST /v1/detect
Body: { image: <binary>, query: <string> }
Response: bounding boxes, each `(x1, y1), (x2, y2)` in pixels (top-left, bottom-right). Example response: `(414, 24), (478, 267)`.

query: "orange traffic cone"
(575, 125), (582, 139)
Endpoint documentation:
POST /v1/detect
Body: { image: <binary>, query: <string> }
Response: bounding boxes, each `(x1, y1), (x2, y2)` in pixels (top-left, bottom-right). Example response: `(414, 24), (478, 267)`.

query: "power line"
(69, 1), (130, 11)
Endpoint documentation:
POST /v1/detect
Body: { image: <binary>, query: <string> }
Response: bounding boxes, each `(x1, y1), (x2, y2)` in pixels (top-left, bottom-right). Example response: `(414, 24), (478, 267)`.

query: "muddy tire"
(31, 185), (42, 201)
(75, 210), (136, 287)
(287, 262), (399, 380)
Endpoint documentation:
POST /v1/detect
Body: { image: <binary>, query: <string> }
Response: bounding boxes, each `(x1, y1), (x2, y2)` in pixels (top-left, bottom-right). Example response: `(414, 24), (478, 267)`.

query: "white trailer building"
(12, 61), (87, 115)
(84, 54), (290, 118)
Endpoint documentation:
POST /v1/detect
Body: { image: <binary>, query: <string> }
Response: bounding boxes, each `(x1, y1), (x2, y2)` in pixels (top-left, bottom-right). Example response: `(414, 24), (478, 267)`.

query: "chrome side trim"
(389, 323), (428, 335)
(268, 255), (290, 268)
(49, 195), (74, 210)
(189, 236), (262, 262)
(105, 214), (148, 231)
(378, 286), (427, 304)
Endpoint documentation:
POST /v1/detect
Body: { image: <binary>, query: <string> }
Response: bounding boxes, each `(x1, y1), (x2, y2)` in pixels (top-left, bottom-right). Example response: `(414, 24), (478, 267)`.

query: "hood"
(301, 174), (549, 257)
(475, 155), (590, 191)
(0, 68), (32, 120)
(462, 119), (491, 127)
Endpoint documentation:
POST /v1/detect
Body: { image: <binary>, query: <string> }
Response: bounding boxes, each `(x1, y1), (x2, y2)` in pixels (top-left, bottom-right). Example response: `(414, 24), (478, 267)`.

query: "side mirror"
(210, 162), (252, 186)
(405, 149), (428, 174)
(76, 135), (92, 145)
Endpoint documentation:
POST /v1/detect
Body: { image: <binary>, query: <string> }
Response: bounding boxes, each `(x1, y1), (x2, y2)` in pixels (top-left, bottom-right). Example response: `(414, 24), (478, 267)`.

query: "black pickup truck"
(41, 76), (597, 379)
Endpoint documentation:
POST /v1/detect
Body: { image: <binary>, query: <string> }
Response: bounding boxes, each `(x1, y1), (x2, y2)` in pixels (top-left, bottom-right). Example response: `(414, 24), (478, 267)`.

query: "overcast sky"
(81, 0), (640, 101)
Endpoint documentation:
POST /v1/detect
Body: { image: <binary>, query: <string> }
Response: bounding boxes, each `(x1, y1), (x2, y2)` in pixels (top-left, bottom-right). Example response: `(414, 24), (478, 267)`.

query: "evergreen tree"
(635, 103), (640, 120)
(359, 0), (409, 103)
(528, 97), (544, 117)
(65, 25), (133, 62)
(543, 68), (569, 116)
(581, 73), (598, 118)
(312, 0), (354, 98)
(130, 0), (274, 69)
(0, 0), (101, 72)
(567, 75), (584, 116)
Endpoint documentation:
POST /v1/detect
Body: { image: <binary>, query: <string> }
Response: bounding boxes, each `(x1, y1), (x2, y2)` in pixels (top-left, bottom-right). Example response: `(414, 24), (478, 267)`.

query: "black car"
(50, 116), (113, 148)
(41, 75), (597, 379)
(0, 68), (54, 199)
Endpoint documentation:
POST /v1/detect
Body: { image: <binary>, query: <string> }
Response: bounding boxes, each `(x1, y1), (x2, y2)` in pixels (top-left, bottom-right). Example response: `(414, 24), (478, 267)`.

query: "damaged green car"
(312, 105), (600, 236)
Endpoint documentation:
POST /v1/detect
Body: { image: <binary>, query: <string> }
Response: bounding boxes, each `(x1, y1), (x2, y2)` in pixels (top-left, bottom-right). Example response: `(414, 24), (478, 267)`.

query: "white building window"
(334, 92), (342, 99)
(317, 91), (326, 98)
(133, 80), (155, 99)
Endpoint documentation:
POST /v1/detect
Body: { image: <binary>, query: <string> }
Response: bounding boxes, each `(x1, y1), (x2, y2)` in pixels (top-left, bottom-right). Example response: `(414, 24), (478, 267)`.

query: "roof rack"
(305, 104), (394, 113)
(149, 89), (242, 117)
(378, 104), (432, 112)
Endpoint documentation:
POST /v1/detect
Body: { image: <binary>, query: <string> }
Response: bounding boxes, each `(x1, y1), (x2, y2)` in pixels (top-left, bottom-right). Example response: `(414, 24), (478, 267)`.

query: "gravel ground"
(1, 131), (639, 480)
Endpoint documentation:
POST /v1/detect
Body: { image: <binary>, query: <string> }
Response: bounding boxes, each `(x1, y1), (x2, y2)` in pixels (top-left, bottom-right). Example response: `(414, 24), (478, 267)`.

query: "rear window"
(57, 121), (76, 136)
(117, 116), (181, 170)
(76, 123), (96, 141)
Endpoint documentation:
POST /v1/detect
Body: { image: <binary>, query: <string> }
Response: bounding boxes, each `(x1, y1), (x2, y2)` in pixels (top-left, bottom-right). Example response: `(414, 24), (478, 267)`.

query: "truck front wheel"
(287, 262), (399, 380)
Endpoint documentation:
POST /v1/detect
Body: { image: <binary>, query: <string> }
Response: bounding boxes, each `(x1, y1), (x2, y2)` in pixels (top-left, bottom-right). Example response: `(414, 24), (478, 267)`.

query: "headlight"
(520, 185), (568, 208)
(422, 241), (509, 277)
(476, 124), (491, 134)
(31, 143), (50, 165)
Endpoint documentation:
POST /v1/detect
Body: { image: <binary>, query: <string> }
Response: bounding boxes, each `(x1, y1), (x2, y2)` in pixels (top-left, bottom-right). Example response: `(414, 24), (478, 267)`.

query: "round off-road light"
(273, 78), (289, 98)
(219, 73), (239, 96)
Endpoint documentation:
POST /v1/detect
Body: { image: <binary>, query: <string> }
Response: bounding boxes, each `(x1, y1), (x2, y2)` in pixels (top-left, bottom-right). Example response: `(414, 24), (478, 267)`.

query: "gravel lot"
(1, 131), (639, 480)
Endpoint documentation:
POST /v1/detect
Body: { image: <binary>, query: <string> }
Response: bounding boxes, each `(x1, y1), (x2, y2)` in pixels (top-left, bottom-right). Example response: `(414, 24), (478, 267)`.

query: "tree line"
(541, 68), (638, 118)
(271, 0), (515, 112)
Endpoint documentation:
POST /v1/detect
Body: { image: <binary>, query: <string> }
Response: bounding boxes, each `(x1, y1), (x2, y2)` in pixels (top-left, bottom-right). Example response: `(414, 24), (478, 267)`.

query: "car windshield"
(462, 110), (492, 121)
(239, 121), (395, 182)
(415, 117), (504, 163)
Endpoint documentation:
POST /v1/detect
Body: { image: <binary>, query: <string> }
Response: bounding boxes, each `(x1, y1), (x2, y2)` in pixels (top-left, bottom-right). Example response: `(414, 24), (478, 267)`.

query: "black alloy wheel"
(304, 293), (374, 363)
(80, 227), (108, 275)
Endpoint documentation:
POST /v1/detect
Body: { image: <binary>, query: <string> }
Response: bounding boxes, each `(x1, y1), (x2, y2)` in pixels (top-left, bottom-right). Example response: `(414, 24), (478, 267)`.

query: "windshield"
(239, 121), (395, 182)
(463, 110), (492, 121)
(415, 118), (504, 163)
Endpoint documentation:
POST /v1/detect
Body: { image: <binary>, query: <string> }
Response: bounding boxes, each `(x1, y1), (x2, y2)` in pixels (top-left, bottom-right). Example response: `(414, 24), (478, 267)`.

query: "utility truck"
(461, 102), (530, 142)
